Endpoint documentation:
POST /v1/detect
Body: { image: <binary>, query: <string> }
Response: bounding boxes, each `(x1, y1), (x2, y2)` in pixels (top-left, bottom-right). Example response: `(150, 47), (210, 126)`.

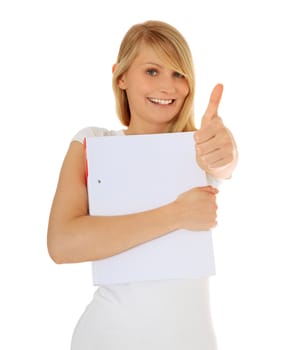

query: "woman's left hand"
(194, 84), (238, 179)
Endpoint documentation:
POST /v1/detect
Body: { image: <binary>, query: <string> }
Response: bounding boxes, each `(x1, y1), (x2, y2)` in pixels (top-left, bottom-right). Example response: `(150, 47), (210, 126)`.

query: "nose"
(158, 75), (176, 94)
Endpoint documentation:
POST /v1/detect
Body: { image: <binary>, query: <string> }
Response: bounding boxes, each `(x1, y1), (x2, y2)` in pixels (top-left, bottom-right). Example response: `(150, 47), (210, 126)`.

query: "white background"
(1, 0), (300, 349)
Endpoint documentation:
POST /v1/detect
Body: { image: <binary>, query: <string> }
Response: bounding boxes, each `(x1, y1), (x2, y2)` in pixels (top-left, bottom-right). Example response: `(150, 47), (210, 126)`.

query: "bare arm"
(47, 141), (217, 264)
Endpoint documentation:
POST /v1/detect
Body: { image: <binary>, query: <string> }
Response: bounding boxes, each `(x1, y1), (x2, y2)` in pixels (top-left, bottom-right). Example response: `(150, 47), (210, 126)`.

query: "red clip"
(83, 138), (88, 184)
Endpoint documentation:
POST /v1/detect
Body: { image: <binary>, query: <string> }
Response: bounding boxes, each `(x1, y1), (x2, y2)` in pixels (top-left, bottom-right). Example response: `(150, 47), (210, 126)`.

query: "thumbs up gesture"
(194, 84), (238, 179)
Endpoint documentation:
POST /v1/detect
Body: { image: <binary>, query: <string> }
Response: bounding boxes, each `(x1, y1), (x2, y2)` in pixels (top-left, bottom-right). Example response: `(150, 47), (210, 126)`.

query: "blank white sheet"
(85, 131), (215, 285)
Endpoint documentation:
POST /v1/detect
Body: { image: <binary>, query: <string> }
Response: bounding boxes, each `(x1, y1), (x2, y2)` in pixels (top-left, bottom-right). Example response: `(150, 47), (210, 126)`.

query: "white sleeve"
(71, 127), (109, 144)
(206, 174), (223, 189)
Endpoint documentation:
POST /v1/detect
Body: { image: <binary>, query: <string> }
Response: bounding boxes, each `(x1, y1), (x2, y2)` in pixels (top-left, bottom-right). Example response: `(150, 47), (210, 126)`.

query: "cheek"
(180, 81), (190, 98)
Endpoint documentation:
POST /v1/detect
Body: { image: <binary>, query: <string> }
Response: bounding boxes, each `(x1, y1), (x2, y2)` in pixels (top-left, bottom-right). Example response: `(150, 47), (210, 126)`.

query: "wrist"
(163, 201), (180, 232)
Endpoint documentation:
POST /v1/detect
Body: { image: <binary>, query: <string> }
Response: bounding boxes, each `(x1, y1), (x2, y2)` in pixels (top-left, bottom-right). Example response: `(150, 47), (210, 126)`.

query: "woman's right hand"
(48, 139), (219, 263)
(173, 186), (218, 231)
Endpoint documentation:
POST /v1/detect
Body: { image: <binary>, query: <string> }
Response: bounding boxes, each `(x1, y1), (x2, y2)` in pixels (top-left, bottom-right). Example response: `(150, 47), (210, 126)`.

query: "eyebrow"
(143, 62), (163, 68)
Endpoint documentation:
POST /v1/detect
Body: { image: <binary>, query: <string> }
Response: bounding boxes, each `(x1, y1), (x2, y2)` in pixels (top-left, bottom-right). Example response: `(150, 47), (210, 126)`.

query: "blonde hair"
(112, 20), (196, 132)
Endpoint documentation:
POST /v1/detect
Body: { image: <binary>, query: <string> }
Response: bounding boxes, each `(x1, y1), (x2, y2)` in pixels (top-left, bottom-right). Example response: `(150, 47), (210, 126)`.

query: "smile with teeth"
(148, 97), (174, 105)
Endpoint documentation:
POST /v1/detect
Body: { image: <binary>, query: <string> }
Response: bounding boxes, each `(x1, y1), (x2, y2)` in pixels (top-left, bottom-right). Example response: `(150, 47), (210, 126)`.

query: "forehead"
(132, 43), (164, 65)
(126, 41), (183, 74)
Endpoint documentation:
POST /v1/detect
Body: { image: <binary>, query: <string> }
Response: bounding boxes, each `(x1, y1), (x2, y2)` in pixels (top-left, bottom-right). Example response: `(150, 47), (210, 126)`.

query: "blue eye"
(146, 69), (158, 76)
(173, 71), (185, 79)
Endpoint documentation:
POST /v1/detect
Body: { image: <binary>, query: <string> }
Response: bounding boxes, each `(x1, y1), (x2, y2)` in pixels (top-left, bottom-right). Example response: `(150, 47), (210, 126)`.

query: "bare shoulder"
(59, 141), (86, 185)
(49, 141), (88, 226)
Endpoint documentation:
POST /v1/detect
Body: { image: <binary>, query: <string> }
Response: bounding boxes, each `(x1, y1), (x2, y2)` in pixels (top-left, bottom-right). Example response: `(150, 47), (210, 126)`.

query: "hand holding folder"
(85, 131), (216, 285)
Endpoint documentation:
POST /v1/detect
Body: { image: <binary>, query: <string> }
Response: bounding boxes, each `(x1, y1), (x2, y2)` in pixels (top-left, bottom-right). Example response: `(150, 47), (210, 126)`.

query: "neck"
(125, 122), (172, 136)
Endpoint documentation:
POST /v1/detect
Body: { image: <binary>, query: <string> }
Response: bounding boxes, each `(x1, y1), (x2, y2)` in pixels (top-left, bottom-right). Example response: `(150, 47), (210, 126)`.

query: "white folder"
(85, 131), (215, 285)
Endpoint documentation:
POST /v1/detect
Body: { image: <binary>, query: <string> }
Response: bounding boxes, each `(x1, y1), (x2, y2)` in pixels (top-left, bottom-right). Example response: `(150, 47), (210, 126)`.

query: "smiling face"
(118, 43), (189, 134)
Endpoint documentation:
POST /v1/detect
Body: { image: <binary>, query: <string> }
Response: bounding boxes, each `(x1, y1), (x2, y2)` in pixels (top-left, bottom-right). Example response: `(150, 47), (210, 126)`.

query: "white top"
(72, 126), (125, 141)
(70, 127), (218, 349)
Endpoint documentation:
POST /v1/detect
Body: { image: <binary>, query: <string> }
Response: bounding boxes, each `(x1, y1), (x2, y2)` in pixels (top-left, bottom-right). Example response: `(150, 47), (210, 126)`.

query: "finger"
(202, 149), (233, 169)
(199, 186), (219, 194)
(196, 123), (229, 151)
(209, 155), (233, 169)
(194, 117), (224, 144)
(196, 136), (218, 156)
(201, 83), (223, 127)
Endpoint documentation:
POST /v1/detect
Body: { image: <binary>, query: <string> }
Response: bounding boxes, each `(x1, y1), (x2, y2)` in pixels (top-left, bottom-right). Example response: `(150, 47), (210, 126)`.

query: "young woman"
(47, 20), (238, 349)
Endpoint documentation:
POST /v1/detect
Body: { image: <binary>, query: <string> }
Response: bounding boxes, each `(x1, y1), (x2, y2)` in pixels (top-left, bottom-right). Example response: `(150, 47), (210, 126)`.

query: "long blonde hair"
(112, 20), (196, 132)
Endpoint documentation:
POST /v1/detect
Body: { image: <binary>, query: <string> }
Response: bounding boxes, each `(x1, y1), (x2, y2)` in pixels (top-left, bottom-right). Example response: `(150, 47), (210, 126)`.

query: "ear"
(112, 63), (118, 73)
(112, 63), (127, 89)
(117, 74), (127, 90)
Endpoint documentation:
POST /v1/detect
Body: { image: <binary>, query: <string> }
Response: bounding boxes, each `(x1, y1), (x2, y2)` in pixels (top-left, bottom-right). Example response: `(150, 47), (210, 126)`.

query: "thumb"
(201, 83), (223, 128)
